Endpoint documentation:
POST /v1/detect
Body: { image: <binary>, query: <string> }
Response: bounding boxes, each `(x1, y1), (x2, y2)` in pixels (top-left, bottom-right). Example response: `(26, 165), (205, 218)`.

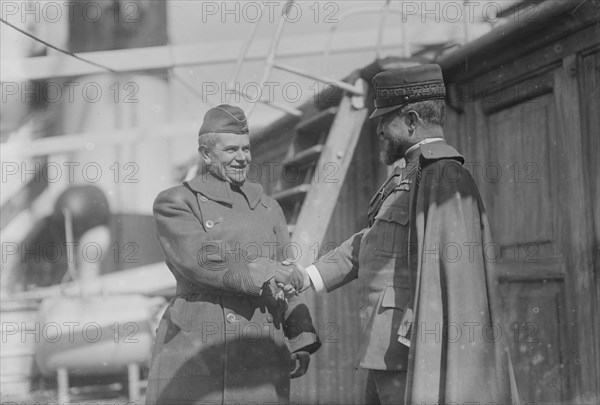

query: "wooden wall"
(307, 115), (383, 404)
(580, 48), (600, 403)
(441, 4), (599, 402)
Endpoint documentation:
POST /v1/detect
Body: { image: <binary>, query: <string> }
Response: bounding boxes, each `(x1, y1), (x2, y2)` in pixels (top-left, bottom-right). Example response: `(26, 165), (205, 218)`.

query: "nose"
(376, 120), (384, 137)
(235, 149), (249, 162)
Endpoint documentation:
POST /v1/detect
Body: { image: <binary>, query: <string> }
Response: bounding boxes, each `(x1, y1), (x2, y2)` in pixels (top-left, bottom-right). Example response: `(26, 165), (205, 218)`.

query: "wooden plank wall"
(579, 45), (600, 404)
(308, 116), (383, 404)
(442, 9), (599, 402)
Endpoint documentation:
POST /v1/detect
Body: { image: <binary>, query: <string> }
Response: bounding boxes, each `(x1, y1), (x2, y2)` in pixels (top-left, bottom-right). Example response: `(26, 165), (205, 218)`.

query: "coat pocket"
(373, 201), (410, 258)
(380, 284), (411, 311)
(380, 285), (414, 346)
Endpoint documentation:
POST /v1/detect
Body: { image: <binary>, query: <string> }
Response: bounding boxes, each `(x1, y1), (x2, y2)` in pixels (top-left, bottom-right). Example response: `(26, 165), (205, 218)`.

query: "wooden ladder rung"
(271, 184), (310, 204)
(294, 107), (338, 135)
(283, 144), (324, 168)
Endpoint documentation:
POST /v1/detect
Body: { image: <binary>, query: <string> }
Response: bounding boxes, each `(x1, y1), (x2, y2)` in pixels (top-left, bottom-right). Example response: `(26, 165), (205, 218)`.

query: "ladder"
(271, 85), (368, 269)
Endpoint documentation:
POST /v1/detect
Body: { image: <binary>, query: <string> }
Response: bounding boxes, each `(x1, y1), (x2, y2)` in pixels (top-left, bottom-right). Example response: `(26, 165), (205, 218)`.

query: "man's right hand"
(274, 260), (306, 291)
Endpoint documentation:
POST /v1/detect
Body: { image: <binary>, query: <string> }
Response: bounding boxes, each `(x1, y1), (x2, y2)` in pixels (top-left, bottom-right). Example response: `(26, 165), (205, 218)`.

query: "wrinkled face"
(202, 133), (251, 184)
(376, 111), (412, 165)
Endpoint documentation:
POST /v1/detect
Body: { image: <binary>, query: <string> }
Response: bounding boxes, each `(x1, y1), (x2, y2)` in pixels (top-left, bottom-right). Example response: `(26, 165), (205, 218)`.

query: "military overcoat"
(145, 171), (320, 405)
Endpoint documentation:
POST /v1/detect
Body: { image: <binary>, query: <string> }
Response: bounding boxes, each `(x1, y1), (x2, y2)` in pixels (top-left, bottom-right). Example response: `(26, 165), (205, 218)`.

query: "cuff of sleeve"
(306, 265), (326, 294)
(246, 257), (277, 295)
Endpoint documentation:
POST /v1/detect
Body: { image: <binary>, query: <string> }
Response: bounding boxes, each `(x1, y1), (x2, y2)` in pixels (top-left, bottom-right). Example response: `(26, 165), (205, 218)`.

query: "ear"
(199, 145), (212, 164)
(405, 110), (420, 130)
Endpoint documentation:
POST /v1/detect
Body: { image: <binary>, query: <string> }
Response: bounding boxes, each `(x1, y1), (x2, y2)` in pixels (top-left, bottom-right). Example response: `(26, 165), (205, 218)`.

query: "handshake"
(273, 259), (311, 297)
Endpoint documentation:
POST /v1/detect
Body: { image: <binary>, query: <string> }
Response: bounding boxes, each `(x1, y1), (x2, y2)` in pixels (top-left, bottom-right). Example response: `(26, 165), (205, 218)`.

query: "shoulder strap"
(368, 170), (403, 226)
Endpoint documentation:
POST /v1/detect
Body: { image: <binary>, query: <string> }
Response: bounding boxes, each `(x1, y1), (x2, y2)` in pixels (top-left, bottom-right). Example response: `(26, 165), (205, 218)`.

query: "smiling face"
(200, 132), (251, 185)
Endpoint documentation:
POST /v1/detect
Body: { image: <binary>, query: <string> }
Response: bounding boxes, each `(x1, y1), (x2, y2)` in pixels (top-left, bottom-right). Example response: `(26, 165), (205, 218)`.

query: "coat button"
(226, 313), (236, 323)
(199, 196), (208, 202)
(205, 220), (214, 229)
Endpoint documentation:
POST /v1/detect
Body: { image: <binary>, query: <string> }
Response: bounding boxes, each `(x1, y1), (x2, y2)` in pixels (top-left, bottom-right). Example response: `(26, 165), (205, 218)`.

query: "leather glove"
(261, 278), (285, 301)
(274, 260), (305, 291)
(290, 351), (310, 379)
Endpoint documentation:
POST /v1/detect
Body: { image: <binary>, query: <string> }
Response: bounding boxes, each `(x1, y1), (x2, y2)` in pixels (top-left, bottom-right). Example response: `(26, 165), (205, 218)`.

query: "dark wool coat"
(313, 140), (517, 403)
(145, 172), (320, 405)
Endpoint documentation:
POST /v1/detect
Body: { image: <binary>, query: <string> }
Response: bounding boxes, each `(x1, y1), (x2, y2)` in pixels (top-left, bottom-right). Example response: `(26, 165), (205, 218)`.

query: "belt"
(176, 284), (246, 298)
(176, 283), (281, 299)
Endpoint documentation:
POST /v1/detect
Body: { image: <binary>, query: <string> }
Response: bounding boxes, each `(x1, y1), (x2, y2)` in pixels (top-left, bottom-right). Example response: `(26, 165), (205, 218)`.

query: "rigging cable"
(1, 17), (211, 103)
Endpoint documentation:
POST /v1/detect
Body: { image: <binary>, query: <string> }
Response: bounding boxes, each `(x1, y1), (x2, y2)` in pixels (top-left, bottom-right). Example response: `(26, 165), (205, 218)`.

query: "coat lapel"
(184, 170), (263, 209)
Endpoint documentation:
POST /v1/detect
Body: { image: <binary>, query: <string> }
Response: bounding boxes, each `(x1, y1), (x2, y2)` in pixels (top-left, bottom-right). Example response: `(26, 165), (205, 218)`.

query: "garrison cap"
(370, 64), (446, 119)
(198, 104), (249, 135)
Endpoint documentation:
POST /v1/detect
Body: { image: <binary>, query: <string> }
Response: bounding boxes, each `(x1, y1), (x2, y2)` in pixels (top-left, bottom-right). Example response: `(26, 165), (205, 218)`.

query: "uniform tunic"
(314, 157), (417, 372)
(145, 171), (320, 405)
(313, 140), (516, 403)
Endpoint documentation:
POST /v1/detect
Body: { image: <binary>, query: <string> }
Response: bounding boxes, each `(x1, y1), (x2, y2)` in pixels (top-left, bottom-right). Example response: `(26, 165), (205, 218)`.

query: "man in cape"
(285, 64), (518, 404)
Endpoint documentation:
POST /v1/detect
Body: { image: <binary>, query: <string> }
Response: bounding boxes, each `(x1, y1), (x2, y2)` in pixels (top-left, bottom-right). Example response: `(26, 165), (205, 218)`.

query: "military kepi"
(199, 104), (249, 135)
(370, 64), (446, 119)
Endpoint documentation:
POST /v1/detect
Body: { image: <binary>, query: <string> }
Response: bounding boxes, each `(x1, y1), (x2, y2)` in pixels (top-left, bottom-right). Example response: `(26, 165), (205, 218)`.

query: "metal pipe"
(273, 62), (364, 96)
(247, 0), (295, 117)
(324, 7), (406, 61)
(376, 0), (392, 59)
(401, 10), (410, 57)
(4, 35), (412, 82)
(226, 3), (264, 103)
(462, 0), (471, 45)
(231, 88), (303, 116)
(128, 363), (141, 402)
(62, 208), (80, 298)
(57, 368), (69, 404)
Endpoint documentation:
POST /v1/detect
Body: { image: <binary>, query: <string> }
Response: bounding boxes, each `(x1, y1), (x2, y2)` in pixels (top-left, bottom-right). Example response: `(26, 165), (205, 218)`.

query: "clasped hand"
(274, 259), (308, 298)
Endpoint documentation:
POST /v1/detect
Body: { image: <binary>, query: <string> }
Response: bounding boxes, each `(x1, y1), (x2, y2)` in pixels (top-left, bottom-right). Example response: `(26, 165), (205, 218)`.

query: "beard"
(380, 136), (413, 165)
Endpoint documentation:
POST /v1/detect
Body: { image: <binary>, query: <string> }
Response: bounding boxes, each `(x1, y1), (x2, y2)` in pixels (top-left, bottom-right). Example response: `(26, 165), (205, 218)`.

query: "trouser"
(364, 369), (407, 405)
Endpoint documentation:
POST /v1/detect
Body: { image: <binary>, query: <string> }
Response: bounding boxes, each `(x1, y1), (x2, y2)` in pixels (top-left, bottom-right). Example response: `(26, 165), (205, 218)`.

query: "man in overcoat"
(285, 64), (517, 404)
(145, 105), (321, 405)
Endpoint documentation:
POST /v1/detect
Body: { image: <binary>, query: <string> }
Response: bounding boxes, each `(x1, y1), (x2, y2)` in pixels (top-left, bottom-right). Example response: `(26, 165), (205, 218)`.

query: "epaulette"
(367, 166), (404, 226)
(419, 142), (464, 164)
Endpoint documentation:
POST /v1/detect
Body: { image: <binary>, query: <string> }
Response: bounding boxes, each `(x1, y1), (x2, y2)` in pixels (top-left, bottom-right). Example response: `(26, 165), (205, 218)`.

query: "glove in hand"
(290, 351), (310, 379)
